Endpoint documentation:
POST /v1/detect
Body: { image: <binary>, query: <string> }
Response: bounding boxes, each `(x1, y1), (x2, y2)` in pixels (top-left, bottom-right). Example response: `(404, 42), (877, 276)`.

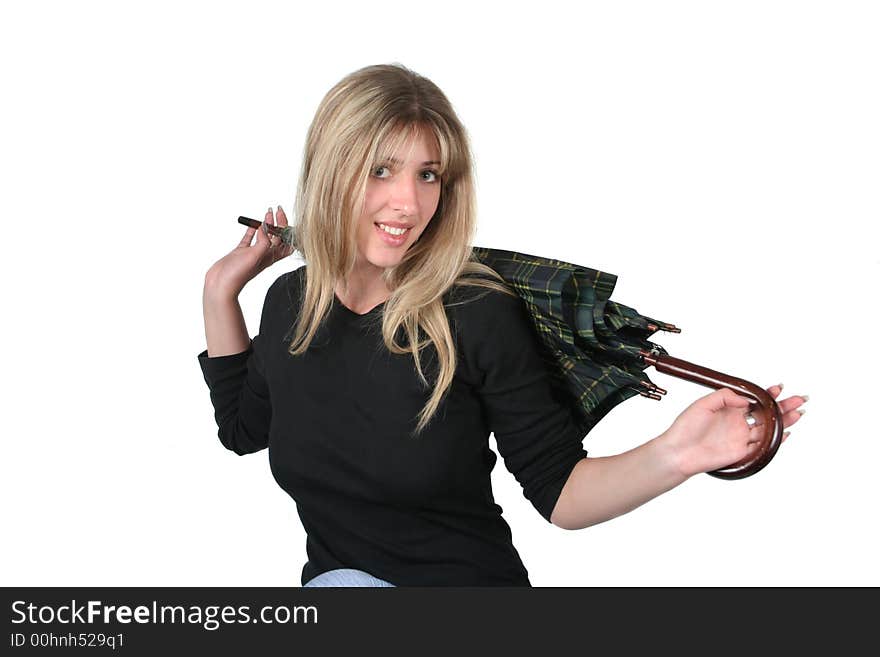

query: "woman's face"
(354, 128), (442, 271)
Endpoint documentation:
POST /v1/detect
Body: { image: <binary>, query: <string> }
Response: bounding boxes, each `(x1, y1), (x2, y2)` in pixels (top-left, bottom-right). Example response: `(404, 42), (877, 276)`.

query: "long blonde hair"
(286, 63), (515, 436)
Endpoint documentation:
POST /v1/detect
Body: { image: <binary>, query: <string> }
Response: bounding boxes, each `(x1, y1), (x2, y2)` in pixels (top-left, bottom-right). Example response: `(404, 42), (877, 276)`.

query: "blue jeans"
(303, 568), (396, 587)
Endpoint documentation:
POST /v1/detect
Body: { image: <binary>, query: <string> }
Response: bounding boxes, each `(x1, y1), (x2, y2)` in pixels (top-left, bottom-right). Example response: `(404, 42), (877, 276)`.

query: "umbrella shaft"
(641, 352), (758, 404)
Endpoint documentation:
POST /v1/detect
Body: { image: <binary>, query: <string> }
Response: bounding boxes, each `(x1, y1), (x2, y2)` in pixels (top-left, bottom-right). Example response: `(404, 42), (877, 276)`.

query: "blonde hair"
(286, 63), (515, 436)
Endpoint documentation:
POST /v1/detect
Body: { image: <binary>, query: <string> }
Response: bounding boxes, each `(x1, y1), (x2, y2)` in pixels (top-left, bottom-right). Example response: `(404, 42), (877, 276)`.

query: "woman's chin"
(363, 248), (406, 270)
(370, 257), (404, 270)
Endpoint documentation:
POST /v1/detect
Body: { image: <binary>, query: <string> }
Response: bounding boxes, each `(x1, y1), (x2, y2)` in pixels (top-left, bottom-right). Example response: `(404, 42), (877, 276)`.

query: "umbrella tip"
(638, 380), (667, 397)
(647, 322), (681, 334)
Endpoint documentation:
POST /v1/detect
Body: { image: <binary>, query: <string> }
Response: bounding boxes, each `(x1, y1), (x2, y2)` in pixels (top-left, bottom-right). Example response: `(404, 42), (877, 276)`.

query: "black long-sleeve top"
(197, 265), (588, 586)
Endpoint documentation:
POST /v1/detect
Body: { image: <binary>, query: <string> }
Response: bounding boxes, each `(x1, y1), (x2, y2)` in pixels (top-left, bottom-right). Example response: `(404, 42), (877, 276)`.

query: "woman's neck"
(334, 262), (391, 315)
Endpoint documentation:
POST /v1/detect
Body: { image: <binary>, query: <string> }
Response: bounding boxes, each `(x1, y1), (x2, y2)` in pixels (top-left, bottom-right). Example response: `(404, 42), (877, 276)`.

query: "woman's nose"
(389, 176), (419, 215)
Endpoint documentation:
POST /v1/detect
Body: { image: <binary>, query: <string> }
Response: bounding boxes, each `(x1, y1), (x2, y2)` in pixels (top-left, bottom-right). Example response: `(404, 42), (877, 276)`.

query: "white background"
(1, 0), (877, 587)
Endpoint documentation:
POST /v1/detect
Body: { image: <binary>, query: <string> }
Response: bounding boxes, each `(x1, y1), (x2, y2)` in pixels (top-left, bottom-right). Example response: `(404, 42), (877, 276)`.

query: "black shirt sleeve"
(196, 275), (286, 455)
(459, 288), (589, 524)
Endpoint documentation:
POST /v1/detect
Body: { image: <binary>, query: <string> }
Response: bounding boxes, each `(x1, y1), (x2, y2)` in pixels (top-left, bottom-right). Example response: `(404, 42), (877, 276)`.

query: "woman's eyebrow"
(381, 157), (441, 166)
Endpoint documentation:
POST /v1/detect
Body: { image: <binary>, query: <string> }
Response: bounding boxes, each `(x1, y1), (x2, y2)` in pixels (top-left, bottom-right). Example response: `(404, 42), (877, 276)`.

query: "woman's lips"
(374, 222), (411, 246)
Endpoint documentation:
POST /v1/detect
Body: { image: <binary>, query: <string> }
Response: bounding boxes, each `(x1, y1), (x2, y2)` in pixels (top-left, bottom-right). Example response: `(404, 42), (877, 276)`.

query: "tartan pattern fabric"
(471, 246), (675, 437)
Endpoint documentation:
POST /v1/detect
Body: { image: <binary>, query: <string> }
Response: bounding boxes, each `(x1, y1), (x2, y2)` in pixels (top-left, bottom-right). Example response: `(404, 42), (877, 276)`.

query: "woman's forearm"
(203, 282), (251, 357)
(550, 433), (689, 530)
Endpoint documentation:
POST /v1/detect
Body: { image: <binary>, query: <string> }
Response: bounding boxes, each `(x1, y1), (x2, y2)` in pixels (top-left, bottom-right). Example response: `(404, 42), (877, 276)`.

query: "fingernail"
(797, 408), (806, 416)
(783, 430), (791, 438)
(277, 205), (283, 213)
(777, 383), (785, 391)
(800, 394), (810, 402)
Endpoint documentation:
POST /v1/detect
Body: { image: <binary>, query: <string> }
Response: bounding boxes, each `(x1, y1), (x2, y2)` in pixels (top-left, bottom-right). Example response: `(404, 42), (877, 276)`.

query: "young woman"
(199, 63), (807, 587)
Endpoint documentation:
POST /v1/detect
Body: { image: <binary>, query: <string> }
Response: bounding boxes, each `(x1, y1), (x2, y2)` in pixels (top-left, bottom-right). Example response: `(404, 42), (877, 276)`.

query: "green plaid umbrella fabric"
(470, 245), (784, 480)
(471, 246), (679, 438)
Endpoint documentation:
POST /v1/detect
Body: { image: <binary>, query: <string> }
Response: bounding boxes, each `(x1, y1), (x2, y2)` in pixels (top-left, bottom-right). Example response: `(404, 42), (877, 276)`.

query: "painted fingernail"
(800, 394), (810, 402)
(797, 408), (806, 416)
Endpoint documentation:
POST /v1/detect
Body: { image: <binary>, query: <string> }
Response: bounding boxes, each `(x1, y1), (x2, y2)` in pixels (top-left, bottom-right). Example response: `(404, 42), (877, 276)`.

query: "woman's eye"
(371, 166), (440, 183)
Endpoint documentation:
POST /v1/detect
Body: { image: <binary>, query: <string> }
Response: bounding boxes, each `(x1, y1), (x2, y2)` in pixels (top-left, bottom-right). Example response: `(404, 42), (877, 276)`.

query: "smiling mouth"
(373, 222), (412, 245)
(375, 222), (412, 234)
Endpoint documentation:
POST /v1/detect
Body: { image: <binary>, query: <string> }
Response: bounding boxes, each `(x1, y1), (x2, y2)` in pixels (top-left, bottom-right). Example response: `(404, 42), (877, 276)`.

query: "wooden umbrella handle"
(639, 350), (784, 479)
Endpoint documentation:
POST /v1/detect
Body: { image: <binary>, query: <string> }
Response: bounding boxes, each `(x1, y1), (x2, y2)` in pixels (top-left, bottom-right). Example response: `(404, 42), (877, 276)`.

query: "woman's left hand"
(661, 384), (808, 479)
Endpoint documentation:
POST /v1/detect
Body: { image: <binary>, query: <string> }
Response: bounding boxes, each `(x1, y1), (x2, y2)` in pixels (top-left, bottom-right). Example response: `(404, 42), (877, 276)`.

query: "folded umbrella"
(471, 246), (783, 480)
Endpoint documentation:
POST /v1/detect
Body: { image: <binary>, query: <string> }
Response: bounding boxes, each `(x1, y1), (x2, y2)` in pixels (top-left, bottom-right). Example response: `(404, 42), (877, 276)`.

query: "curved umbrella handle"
(639, 350), (784, 479)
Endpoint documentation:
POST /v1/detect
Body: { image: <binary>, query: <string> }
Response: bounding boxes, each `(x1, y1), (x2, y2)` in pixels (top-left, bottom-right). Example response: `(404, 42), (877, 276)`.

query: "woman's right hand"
(204, 206), (294, 300)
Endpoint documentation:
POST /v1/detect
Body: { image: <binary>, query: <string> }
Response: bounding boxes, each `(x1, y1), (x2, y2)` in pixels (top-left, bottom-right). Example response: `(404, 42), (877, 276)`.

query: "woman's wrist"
(203, 270), (243, 305)
(653, 429), (697, 482)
